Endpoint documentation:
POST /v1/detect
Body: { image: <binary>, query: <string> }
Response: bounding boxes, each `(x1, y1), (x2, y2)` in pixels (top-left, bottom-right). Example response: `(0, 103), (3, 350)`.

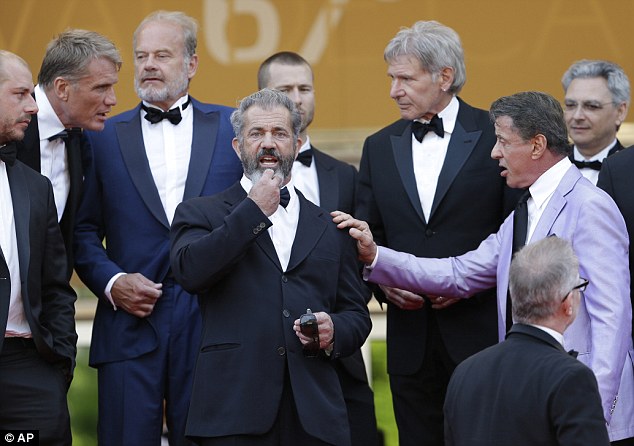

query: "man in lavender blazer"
(335, 91), (634, 443)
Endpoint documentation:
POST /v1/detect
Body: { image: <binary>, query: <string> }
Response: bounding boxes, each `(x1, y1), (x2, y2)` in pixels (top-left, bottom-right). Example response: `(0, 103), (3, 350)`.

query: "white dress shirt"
(529, 324), (565, 347)
(240, 175), (299, 271)
(412, 96), (459, 221)
(0, 161), (30, 336)
(291, 136), (320, 206)
(34, 85), (70, 222)
(141, 94), (193, 225)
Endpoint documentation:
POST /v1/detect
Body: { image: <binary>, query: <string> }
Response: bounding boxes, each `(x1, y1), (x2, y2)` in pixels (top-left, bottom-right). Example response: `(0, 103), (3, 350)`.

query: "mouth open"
(259, 154), (279, 168)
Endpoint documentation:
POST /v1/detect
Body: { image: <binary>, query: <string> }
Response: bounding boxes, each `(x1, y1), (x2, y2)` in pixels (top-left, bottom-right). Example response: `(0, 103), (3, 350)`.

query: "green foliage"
(371, 340), (398, 446)
(68, 348), (98, 446)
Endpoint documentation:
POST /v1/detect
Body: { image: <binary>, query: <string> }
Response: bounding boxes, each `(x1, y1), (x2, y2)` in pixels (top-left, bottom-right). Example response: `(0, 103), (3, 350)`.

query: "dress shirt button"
(282, 309), (290, 318)
(277, 347), (286, 356)
(425, 229), (434, 237)
(281, 276), (288, 283)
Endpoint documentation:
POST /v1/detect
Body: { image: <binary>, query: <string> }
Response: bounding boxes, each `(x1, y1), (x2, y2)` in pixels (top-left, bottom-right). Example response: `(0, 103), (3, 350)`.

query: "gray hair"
(384, 20), (466, 94)
(490, 91), (571, 156)
(0, 50), (30, 84)
(562, 59), (630, 105)
(37, 29), (121, 88)
(510, 237), (579, 324)
(257, 51), (312, 90)
(134, 10), (198, 60)
(230, 88), (302, 144)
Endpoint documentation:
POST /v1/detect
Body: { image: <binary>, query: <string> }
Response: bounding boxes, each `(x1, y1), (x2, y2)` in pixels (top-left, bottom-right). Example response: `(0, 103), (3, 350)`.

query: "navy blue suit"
(73, 98), (243, 445)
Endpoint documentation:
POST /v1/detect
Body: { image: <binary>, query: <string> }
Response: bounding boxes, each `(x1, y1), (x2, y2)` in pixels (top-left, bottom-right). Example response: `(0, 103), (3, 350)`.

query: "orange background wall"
(2, 0), (633, 132)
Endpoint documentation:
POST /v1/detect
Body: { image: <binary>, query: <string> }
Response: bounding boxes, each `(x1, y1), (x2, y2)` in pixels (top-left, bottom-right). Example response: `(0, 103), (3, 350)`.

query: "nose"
(491, 142), (502, 160)
(260, 131), (275, 148)
(390, 79), (403, 99)
(105, 86), (117, 106)
(288, 88), (301, 105)
(25, 94), (38, 115)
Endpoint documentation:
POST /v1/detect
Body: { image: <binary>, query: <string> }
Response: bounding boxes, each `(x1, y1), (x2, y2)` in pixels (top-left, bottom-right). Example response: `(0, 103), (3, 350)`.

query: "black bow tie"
(0, 143), (17, 166)
(48, 127), (82, 142)
(296, 149), (313, 167)
(279, 187), (290, 208)
(142, 98), (190, 125)
(412, 115), (444, 142)
(572, 158), (602, 171)
(567, 349), (579, 358)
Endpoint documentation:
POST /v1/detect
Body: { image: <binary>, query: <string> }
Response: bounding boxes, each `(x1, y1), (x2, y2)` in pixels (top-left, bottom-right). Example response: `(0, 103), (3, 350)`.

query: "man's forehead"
(245, 106), (291, 126)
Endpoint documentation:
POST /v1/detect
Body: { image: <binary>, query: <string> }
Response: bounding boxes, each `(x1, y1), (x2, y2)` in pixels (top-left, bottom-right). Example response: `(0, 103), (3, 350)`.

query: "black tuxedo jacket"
(312, 146), (357, 214)
(444, 324), (609, 446)
(356, 98), (519, 374)
(597, 143), (634, 343)
(15, 114), (89, 278)
(170, 183), (372, 445)
(311, 146), (369, 385)
(0, 159), (77, 379)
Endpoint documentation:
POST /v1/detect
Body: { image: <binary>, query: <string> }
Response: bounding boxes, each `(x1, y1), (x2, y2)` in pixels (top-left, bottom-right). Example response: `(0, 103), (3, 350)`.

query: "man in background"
(258, 51), (379, 446)
(562, 59), (630, 185)
(73, 11), (242, 445)
(354, 21), (518, 446)
(0, 50), (77, 446)
(16, 29), (120, 278)
(444, 237), (609, 446)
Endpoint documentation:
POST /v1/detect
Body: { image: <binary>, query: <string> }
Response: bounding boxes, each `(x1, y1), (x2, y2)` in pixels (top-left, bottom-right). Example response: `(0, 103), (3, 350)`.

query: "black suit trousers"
(0, 339), (71, 446)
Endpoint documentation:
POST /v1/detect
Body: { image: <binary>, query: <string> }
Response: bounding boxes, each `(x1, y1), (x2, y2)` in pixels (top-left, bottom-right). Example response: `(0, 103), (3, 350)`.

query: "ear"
(530, 134), (548, 159)
(187, 54), (199, 80)
(439, 67), (455, 92)
(53, 77), (70, 101)
(294, 137), (302, 159)
(231, 137), (241, 158)
(615, 101), (628, 127)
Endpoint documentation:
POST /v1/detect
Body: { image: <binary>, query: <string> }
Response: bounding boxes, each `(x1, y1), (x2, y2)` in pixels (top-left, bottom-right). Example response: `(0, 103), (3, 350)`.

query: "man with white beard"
(73, 10), (242, 446)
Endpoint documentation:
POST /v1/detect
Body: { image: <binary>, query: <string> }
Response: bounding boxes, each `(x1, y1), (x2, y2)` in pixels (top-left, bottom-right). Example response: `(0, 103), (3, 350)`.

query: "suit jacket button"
(425, 229), (434, 237)
(277, 347), (286, 356)
(282, 276), (288, 283)
(282, 309), (290, 318)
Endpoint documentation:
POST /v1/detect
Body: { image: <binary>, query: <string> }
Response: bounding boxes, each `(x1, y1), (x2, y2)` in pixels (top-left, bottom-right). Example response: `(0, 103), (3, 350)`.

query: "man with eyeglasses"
(562, 59), (630, 185)
(335, 91), (634, 444)
(444, 237), (609, 446)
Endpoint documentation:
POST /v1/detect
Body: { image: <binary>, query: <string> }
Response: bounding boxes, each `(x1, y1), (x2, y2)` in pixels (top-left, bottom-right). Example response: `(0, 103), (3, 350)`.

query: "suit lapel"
(115, 106), (170, 229)
(286, 192), (328, 272)
(431, 108), (482, 218)
(183, 101), (220, 200)
(529, 166), (579, 242)
(391, 126), (426, 224)
(313, 147), (339, 212)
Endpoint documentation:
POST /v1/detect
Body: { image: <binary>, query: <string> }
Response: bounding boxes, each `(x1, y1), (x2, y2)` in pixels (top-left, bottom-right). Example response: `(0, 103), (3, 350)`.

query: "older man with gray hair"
(16, 28), (121, 278)
(170, 88), (371, 445)
(444, 237), (610, 446)
(562, 59), (630, 184)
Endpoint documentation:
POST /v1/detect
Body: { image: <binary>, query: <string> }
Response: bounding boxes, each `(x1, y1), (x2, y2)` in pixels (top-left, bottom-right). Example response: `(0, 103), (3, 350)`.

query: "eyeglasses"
(562, 278), (589, 302)
(563, 101), (614, 114)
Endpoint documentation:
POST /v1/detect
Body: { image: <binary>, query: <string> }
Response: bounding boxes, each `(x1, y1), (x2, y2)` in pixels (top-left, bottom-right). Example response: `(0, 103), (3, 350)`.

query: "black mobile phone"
(299, 309), (319, 357)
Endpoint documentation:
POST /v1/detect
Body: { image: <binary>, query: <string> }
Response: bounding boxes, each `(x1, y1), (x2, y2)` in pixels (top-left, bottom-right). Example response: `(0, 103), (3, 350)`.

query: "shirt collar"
(572, 138), (617, 161)
(299, 135), (311, 153)
(436, 95), (459, 135)
(528, 323), (565, 346)
(34, 84), (66, 141)
(142, 94), (190, 112)
(528, 157), (572, 211)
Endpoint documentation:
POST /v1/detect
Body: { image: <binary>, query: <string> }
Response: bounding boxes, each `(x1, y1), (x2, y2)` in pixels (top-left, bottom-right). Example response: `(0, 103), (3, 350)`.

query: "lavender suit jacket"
(367, 165), (634, 441)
